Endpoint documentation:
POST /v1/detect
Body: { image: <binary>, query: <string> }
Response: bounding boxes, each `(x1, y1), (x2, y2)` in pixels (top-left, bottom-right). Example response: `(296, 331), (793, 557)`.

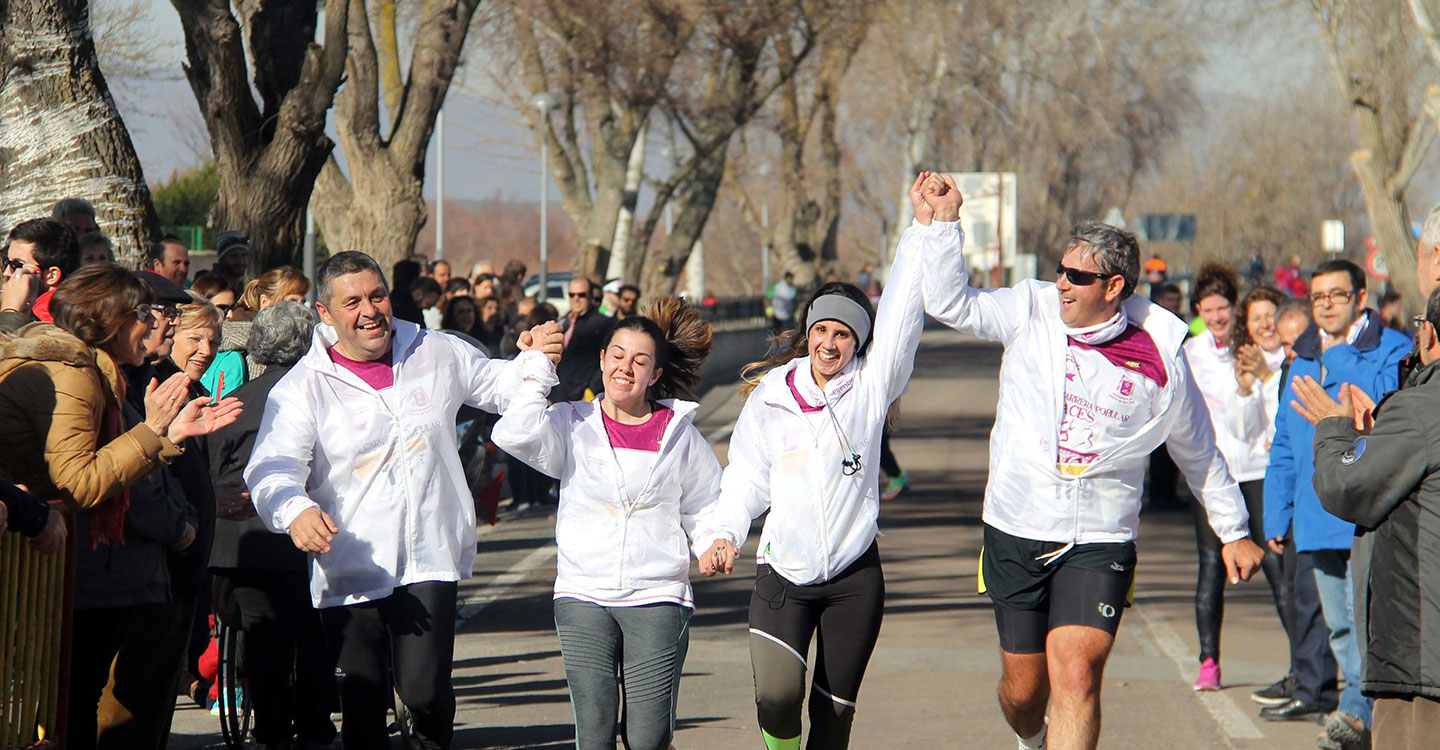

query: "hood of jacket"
(1293, 308), (1385, 361)
(0, 322), (123, 404)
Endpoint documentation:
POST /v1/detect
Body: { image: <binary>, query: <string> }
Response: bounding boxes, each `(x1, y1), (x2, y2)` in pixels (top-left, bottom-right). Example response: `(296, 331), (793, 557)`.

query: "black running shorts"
(979, 524), (1137, 654)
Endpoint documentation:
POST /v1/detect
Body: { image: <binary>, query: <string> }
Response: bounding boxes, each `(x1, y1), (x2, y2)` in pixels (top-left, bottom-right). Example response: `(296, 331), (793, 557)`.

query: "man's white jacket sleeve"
(245, 375), (320, 533)
(1166, 349), (1250, 543)
(919, 218), (1031, 345)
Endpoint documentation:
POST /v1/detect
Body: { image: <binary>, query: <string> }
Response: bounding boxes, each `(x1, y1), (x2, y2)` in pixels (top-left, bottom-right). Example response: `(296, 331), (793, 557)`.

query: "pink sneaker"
(1193, 658), (1221, 691)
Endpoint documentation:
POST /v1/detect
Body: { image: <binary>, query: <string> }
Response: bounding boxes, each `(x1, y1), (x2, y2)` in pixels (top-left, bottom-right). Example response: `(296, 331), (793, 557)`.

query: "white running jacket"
(698, 219), (932, 586)
(1184, 330), (1273, 483)
(921, 223), (1250, 544)
(245, 319), (549, 607)
(491, 366), (724, 598)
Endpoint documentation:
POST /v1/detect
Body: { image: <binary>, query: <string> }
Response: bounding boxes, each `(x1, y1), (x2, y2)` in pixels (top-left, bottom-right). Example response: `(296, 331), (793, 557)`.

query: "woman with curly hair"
(493, 297), (724, 750)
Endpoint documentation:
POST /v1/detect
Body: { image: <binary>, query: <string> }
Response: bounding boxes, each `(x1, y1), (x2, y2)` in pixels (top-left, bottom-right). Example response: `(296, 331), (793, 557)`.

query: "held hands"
(908, 171), (963, 225)
(34, 508), (66, 555)
(1220, 537), (1265, 584)
(289, 507), (339, 554)
(517, 321), (564, 364)
(1289, 376), (1374, 434)
(698, 538), (738, 577)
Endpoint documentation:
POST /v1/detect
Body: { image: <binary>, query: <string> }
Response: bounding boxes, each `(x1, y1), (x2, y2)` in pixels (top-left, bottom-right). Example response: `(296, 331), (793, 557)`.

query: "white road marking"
(459, 543), (557, 621)
(1131, 594), (1265, 742)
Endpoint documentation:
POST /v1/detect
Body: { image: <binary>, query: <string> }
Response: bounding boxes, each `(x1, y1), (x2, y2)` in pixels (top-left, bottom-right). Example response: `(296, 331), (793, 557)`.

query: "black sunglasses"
(1056, 262), (1119, 286)
(4, 258), (30, 272)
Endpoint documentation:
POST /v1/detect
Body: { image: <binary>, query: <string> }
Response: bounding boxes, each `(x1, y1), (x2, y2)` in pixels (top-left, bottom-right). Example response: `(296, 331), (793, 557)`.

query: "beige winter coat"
(0, 323), (180, 509)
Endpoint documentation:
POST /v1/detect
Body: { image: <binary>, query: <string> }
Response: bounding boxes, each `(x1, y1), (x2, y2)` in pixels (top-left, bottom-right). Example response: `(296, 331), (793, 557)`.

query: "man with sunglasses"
(553, 275), (616, 403)
(1262, 259), (1410, 745)
(918, 187), (1264, 750)
(1, 217), (80, 332)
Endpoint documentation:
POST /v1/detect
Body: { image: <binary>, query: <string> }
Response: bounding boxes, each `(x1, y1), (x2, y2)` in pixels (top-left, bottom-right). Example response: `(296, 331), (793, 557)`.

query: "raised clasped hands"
(909, 171), (963, 226)
(698, 538), (738, 577)
(518, 320), (564, 364)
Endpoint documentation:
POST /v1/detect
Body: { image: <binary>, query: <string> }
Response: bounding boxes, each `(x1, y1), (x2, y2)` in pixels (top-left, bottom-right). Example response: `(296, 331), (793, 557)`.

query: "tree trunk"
(175, 0), (348, 273)
(634, 143), (729, 295)
(0, 0), (159, 267)
(1351, 147), (1422, 305)
(309, 0), (480, 273)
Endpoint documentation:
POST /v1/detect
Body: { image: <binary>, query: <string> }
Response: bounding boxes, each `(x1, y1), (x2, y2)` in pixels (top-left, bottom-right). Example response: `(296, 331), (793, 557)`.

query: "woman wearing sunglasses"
(692, 173), (939, 750)
(917, 190), (1265, 749)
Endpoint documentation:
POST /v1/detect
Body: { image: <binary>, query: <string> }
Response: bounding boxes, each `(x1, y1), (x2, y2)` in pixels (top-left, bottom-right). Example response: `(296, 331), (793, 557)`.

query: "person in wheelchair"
(208, 301), (337, 750)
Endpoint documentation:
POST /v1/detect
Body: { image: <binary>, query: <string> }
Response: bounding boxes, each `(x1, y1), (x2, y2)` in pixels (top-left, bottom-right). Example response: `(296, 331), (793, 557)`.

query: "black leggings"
(879, 430), (902, 477)
(1190, 480), (1290, 662)
(320, 581), (457, 750)
(748, 543), (884, 750)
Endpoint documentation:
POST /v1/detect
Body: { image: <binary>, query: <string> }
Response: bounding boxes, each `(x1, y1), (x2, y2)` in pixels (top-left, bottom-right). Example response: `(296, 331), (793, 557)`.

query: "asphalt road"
(171, 329), (1333, 749)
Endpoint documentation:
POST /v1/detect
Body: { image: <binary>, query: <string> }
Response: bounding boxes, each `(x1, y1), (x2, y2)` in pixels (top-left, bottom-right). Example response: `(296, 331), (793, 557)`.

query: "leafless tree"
(309, 0), (484, 271)
(173, 0), (349, 271)
(1301, 0), (1438, 308)
(0, 0), (159, 265)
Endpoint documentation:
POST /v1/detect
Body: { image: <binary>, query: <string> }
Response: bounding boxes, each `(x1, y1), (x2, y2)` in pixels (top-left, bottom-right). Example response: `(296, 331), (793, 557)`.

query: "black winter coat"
(207, 365), (307, 573)
(553, 308), (614, 403)
(1313, 361), (1440, 699)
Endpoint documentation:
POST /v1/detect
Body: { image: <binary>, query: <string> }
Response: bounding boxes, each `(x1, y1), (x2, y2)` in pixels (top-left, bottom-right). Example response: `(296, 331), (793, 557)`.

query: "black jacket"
(75, 364), (194, 609)
(1, 479), (49, 536)
(207, 364), (307, 573)
(153, 359), (217, 596)
(1312, 360), (1440, 699)
(553, 308), (614, 403)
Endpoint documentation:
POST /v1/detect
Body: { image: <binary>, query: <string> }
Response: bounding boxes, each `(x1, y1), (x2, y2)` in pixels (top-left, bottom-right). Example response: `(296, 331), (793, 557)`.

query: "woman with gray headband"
(693, 173), (954, 750)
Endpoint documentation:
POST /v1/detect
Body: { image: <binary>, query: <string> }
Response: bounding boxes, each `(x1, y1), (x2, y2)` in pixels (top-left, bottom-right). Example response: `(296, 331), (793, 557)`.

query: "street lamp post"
(530, 92), (558, 302)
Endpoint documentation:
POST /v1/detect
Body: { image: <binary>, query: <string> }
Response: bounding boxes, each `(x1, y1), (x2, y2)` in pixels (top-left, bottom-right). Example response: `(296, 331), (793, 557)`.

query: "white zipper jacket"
(698, 220), (933, 586)
(921, 222), (1249, 544)
(1184, 330), (1271, 482)
(245, 319), (550, 608)
(490, 364), (724, 599)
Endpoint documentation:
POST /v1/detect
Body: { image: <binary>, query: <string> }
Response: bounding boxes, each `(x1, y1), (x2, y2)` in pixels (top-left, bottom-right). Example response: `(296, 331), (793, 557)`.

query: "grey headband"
(807, 294), (871, 349)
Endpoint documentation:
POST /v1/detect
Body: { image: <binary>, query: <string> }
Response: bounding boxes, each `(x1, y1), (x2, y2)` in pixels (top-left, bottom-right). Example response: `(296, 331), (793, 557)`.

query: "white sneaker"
(1017, 723), (1047, 749)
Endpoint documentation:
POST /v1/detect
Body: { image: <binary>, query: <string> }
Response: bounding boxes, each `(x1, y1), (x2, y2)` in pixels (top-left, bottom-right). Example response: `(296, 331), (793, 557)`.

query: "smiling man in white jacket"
(918, 184), (1266, 750)
(244, 251), (561, 750)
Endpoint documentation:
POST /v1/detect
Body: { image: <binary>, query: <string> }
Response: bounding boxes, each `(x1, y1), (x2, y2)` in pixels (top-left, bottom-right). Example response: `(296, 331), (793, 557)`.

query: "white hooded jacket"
(698, 219), (933, 586)
(1184, 330), (1276, 482)
(920, 223), (1250, 544)
(245, 318), (550, 607)
(491, 365), (724, 600)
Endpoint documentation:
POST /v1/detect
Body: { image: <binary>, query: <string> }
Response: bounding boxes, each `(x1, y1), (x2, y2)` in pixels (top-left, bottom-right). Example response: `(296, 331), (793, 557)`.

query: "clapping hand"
(168, 393), (244, 443)
(698, 538), (738, 577)
(1289, 376), (1374, 434)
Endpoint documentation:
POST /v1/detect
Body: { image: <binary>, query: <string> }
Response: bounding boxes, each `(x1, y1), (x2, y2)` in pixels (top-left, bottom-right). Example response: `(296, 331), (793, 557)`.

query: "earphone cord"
(820, 388), (861, 472)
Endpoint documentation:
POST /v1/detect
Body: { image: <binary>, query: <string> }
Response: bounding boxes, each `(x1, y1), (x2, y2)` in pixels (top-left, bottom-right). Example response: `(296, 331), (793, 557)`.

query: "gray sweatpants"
(553, 597), (691, 750)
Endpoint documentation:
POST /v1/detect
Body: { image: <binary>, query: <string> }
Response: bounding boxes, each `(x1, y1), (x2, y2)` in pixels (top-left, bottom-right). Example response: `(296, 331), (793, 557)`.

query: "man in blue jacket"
(1263, 259), (1409, 748)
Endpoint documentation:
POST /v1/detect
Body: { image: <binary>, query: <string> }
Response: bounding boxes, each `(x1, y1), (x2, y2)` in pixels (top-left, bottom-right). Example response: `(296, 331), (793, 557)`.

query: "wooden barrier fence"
(0, 509), (74, 749)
